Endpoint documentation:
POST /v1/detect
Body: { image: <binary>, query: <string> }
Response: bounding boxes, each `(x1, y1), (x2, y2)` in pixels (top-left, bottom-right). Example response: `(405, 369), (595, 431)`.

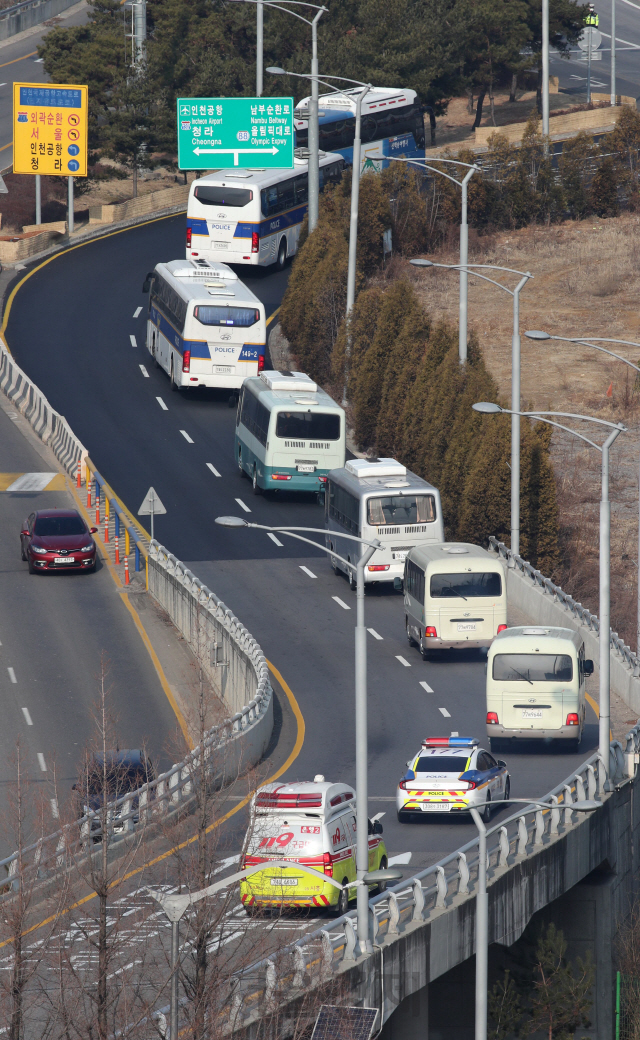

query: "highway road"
(551, 0), (640, 98)
(2, 213), (600, 890)
(0, 388), (178, 861)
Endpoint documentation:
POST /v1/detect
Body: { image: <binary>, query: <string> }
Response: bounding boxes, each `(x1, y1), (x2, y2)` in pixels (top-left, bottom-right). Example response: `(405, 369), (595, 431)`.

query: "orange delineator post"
(114, 535), (120, 565)
(104, 514), (109, 543)
(87, 474), (92, 508)
(76, 460), (81, 488)
(124, 555), (130, 585)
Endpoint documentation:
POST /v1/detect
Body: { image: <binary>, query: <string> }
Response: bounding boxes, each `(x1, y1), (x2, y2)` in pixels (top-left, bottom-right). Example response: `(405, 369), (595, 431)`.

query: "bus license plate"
(421, 803), (451, 812)
(392, 551), (407, 560)
(270, 877), (298, 886)
(215, 366), (233, 374)
(212, 241), (228, 248)
(55, 557), (76, 563)
(521, 710), (543, 719)
(297, 464), (315, 473)
(457, 623), (476, 632)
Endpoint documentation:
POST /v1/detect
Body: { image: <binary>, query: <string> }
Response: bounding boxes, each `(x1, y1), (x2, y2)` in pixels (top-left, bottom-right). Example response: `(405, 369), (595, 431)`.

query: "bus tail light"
(425, 626), (437, 638)
(182, 350), (191, 373)
(566, 713), (580, 726)
(322, 852), (334, 878)
(368, 565), (389, 572)
(186, 227), (192, 248)
(258, 353), (265, 371)
(486, 712), (499, 725)
(271, 474), (292, 481)
(252, 231), (260, 253)
(497, 624), (508, 634)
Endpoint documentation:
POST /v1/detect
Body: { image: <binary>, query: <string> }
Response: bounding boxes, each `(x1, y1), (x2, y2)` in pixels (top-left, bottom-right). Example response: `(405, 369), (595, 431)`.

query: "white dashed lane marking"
(235, 498), (251, 513)
(133, 306), (143, 318)
(396, 656), (411, 667)
(299, 566), (316, 578)
(332, 596), (350, 610)
(180, 430), (194, 443)
(7, 667), (16, 683)
(420, 681), (434, 693)
(206, 463), (221, 477)
(367, 628), (383, 640)
(129, 335), (137, 348)
(156, 397), (168, 410)
(439, 707), (451, 718)
(22, 707), (33, 726)
(268, 533), (283, 547)
(139, 365), (149, 378)
(37, 754), (47, 772)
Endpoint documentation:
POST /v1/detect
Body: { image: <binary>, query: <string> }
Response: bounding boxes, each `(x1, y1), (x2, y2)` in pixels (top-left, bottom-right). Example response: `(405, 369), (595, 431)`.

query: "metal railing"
(489, 537), (640, 676)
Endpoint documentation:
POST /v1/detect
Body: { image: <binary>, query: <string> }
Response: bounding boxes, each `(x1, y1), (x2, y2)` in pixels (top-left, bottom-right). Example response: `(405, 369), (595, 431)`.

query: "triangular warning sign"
(0, 176), (9, 194)
(138, 486), (167, 515)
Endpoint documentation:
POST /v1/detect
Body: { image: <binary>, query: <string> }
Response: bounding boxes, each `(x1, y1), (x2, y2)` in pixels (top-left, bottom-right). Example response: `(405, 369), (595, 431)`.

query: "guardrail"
(489, 536), (640, 676)
(84, 460), (149, 581)
(0, 0), (80, 41)
(213, 731), (639, 1032)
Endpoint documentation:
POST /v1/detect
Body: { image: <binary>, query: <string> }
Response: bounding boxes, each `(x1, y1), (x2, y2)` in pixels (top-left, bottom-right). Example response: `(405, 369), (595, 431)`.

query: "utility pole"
(541, 0), (550, 139)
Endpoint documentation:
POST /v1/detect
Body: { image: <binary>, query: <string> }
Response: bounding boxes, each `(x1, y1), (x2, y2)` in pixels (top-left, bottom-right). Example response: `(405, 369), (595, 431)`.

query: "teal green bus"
(235, 371), (346, 494)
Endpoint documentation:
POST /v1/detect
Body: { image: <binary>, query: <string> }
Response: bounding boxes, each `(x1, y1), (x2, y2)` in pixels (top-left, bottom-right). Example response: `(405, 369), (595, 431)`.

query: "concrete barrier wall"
(474, 100), (634, 146)
(89, 184), (190, 225)
(0, 0), (79, 40)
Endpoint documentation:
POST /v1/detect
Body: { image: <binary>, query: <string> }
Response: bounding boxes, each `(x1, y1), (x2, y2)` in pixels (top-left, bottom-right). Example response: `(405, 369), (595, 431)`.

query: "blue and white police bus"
(185, 151), (345, 268)
(142, 259), (266, 393)
(294, 87), (425, 170)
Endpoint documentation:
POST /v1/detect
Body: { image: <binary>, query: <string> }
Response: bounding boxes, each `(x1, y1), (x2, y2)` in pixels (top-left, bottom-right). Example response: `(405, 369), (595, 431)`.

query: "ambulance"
(240, 777), (388, 915)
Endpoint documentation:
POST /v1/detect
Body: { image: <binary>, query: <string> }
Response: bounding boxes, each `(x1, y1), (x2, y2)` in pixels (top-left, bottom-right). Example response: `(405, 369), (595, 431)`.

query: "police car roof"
(253, 780), (355, 814)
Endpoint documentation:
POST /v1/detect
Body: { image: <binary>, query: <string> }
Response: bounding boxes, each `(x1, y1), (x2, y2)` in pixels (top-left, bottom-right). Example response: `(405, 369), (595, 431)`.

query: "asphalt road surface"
(550, 0), (640, 98)
(3, 214), (600, 886)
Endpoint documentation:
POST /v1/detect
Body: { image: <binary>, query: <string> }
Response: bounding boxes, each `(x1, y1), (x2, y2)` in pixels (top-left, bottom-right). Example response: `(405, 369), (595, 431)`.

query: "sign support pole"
(35, 174), (41, 225)
(67, 176), (74, 234)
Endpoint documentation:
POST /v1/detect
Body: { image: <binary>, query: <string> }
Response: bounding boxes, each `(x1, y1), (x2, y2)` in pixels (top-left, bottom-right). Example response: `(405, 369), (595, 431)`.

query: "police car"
(396, 737), (510, 822)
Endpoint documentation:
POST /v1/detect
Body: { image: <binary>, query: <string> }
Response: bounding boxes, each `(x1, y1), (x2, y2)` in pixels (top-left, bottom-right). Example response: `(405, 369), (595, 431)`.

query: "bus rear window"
(194, 306), (259, 327)
(492, 654), (573, 682)
(368, 495), (436, 526)
(194, 186), (253, 207)
(276, 412), (341, 440)
(430, 572), (502, 598)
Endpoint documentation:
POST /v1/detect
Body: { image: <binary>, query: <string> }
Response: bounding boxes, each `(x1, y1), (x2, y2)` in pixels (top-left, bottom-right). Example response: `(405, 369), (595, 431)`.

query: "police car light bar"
(422, 737), (479, 748)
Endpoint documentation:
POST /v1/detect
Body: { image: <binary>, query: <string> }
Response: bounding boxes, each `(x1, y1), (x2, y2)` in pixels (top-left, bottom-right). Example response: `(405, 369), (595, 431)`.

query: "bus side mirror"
(584, 660), (594, 676)
(317, 491), (325, 506)
(393, 577), (403, 592)
(142, 271), (154, 293)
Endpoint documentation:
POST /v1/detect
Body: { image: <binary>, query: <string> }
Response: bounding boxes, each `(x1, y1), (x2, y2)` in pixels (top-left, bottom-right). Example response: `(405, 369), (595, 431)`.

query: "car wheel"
(406, 618), (417, 647)
(170, 360), (178, 392)
(349, 566), (357, 591)
(238, 451), (246, 476)
(481, 792), (492, 823)
(489, 738), (503, 754)
(504, 777), (511, 802)
(377, 856), (388, 893)
(569, 736), (581, 752)
(28, 556), (36, 575)
(334, 881), (349, 916)
(419, 638), (430, 660)
(20, 545), (26, 562)
(330, 554), (340, 575)
(252, 465), (263, 495)
(276, 238), (287, 270)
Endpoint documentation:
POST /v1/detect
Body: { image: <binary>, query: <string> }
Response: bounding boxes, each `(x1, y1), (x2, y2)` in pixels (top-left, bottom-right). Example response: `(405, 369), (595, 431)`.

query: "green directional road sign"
(177, 97), (295, 170)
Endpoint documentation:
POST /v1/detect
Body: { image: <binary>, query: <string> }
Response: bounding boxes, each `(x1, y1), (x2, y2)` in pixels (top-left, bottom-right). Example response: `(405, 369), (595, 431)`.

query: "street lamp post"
(389, 158), (480, 366)
(472, 401), (625, 784)
(526, 329), (640, 655)
(410, 260), (533, 556)
(542, 0), (550, 138)
(469, 796), (601, 1040)
(152, 859), (402, 1036)
(215, 516), (381, 952)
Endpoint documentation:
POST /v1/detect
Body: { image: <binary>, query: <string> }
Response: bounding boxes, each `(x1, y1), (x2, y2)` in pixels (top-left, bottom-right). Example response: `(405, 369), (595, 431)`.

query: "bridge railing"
(217, 728), (639, 1030)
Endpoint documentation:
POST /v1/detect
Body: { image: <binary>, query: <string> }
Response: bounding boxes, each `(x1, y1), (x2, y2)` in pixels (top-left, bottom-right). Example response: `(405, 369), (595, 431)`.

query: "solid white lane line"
(22, 707), (33, 726)
(420, 681), (434, 693)
(50, 798), (59, 819)
(129, 335), (137, 348)
(367, 628), (383, 640)
(235, 498), (251, 513)
(299, 566), (317, 578)
(268, 532), (283, 546)
(7, 667), (16, 683)
(332, 596), (350, 610)
(396, 655), (411, 667)
(34, 58), (44, 62)
(156, 397), (168, 410)
(206, 463), (221, 477)
(37, 753), (47, 772)
(133, 306), (143, 318)
(180, 430), (194, 443)
(139, 365), (149, 378)
(439, 707), (451, 718)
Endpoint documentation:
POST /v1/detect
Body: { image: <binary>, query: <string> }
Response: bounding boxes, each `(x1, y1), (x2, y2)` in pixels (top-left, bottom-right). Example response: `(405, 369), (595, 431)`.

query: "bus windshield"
(194, 306), (260, 327)
(430, 572), (502, 598)
(367, 495), (436, 526)
(275, 412), (341, 440)
(492, 654), (573, 682)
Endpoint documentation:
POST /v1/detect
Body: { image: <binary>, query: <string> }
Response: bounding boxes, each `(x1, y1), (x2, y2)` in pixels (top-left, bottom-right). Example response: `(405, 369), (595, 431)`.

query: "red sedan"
(20, 509), (98, 574)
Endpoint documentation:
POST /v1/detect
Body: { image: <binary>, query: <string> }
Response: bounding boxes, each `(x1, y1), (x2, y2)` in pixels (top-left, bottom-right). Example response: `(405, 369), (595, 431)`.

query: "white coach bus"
(142, 259), (266, 394)
(324, 458), (444, 588)
(185, 151), (345, 268)
(235, 370), (346, 494)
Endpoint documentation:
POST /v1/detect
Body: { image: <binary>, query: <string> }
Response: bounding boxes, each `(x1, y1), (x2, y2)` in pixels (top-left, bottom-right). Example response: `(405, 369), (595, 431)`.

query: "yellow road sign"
(13, 83), (88, 176)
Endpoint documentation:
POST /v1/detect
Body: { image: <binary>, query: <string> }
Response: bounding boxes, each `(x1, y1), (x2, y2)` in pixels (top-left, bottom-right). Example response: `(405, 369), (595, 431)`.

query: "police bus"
(294, 87), (425, 170)
(185, 151), (345, 269)
(142, 259), (266, 394)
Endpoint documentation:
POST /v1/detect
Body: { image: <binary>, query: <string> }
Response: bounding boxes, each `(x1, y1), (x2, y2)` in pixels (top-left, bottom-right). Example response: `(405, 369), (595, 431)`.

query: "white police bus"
(185, 151), (345, 268)
(235, 370), (346, 493)
(294, 87), (425, 170)
(142, 259), (266, 393)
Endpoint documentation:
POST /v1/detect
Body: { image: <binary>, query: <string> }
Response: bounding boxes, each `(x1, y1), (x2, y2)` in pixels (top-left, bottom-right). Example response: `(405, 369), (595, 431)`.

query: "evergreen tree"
(558, 130), (592, 218)
(608, 106), (640, 198)
(398, 321), (457, 471)
(375, 285), (431, 456)
(525, 923), (594, 1040)
(331, 285), (384, 393)
(488, 970), (523, 1040)
(590, 154), (619, 217)
(530, 422), (561, 573)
